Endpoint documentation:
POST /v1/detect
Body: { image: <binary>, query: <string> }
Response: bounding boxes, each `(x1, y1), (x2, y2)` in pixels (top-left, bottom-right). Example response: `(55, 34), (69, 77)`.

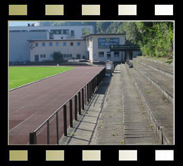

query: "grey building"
(9, 31), (48, 64)
(9, 25), (95, 64)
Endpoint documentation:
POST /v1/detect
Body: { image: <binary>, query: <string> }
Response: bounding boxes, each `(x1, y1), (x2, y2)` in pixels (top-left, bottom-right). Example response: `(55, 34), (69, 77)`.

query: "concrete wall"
(9, 31), (48, 62)
(30, 40), (87, 62)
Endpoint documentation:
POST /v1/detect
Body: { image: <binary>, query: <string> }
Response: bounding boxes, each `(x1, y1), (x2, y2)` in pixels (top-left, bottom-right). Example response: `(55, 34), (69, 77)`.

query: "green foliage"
(96, 22), (112, 33)
(119, 22), (174, 58)
(52, 51), (64, 63)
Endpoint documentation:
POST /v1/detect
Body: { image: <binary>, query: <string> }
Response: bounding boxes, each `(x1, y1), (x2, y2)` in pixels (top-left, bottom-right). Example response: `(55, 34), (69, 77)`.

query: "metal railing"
(29, 68), (105, 144)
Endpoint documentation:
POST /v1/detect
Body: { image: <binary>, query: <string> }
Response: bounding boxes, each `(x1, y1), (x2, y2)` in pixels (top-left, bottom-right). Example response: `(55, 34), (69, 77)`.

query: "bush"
(52, 51), (64, 63)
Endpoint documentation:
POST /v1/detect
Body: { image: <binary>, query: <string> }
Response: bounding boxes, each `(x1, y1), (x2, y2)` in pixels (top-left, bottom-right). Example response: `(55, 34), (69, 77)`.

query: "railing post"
(56, 112), (59, 144)
(87, 84), (89, 102)
(63, 105), (67, 136)
(69, 100), (73, 127)
(79, 91), (81, 114)
(160, 126), (164, 144)
(47, 120), (49, 144)
(82, 88), (84, 110)
(29, 132), (37, 144)
(75, 95), (77, 120)
(92, 78), (94, 93)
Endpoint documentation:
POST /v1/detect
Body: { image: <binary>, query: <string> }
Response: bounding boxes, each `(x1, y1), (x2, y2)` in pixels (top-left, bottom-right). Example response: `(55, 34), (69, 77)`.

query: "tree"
(96, 22), (113, 33)
(118, 22), (173, 58)
(52, 51), (64, 63)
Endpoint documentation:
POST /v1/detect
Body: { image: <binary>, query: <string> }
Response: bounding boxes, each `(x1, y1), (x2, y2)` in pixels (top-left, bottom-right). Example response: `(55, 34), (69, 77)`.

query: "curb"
(133, 60), (173, 79)
(133, 63), (173, 104)
(9, 68), (74, 92)
(125, 63), (170, 145)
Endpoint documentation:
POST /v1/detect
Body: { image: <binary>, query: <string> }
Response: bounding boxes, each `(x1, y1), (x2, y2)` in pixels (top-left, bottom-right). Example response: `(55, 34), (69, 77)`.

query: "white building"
(9, 25), (95, 64)
(83, 34), (126, 62)
(9, 25), (141, 64)
(28, 34), (128, 63)
(29, 39), (87, 62)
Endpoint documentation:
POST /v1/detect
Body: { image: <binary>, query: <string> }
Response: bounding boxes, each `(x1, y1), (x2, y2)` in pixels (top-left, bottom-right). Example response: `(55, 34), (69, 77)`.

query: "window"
(49, 42), (52, 46)
(56, 42), (60, 46)
(63, 42), (66, 46)
(63, 29), (69, 34)
(77, 42), (81, 46)
(64, 54), (66, 57)
(107, 52), (111, 59)
(114, 51), (119, 57)
(70, 54), (72, 57)
(42, 42), (45, 47)
(70, 42), (73, 46)
(71, 30), (74, 36)
(50, 54), (53, 57)
(40, 54), (46, 58)
(99, 52), (104, 57)
(50, 30), (61, 35)
(77, 54), (81, 59)
(35, 43), (38, 47)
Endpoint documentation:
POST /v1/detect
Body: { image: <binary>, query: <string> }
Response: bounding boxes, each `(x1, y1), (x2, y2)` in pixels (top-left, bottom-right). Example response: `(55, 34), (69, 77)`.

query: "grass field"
(9, 66), (74, 90)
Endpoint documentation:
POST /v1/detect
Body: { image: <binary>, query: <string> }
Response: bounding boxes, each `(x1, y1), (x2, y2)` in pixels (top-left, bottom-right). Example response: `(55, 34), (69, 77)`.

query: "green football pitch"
(9, 66), (74, 90)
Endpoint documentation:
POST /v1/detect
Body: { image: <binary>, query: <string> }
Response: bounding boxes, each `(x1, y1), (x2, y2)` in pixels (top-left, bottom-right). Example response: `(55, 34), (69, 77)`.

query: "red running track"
(9, 66), (105, 145)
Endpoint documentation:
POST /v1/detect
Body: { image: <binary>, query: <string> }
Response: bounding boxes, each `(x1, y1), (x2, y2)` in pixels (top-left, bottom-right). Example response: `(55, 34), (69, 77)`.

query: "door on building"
(77, 54), (81, 59)
(107, 52), (111, 60)
(35, 55), (39, 62)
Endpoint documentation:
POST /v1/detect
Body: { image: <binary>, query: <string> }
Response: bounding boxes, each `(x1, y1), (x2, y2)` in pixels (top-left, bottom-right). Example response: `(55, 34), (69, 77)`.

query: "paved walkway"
(92, 65), (124, 145)
(61, 76), (111, 145)
(63, 65), (125, 145)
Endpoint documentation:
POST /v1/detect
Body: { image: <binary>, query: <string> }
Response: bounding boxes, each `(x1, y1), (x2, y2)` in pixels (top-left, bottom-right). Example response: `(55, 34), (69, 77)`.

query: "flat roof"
(82, 33), (125, 38)
(9, 25), (94, 31)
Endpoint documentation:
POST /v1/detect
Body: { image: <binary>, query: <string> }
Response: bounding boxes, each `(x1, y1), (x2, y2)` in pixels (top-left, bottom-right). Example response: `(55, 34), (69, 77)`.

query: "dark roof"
(82, 33), (125, 38)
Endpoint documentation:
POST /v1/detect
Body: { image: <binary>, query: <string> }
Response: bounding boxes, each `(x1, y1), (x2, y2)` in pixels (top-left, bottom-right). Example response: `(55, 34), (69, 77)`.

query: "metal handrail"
(34, 69), (104, 133)
(29, 67), (106, 144)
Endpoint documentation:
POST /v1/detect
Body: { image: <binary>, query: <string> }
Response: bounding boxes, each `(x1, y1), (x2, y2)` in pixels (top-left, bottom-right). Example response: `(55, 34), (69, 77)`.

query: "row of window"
(98, 51), (120, 57)
(36, 54), (73, 58)
(35, 42), (81, 47)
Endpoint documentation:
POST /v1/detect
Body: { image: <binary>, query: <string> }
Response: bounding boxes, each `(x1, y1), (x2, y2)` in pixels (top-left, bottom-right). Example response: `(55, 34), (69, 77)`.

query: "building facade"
(9, 25), (141, 64)
(83, 34), (126, 62)
(28, 34), (127, 63)
(9, 25), (94, 64)
(29, 39), (87, 62)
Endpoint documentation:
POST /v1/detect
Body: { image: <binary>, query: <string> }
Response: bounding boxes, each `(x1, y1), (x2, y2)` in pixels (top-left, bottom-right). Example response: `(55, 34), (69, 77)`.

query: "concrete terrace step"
(121, 64), (160, 145)
(126, 64), (173, 144)
(133, 59), (173, 78)
(132, 61), (173, 104)
(136, 57), (173, 68)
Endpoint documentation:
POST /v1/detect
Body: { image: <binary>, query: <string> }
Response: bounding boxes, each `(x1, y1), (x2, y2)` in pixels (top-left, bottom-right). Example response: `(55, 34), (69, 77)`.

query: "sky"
(9, 21), (37, 26)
